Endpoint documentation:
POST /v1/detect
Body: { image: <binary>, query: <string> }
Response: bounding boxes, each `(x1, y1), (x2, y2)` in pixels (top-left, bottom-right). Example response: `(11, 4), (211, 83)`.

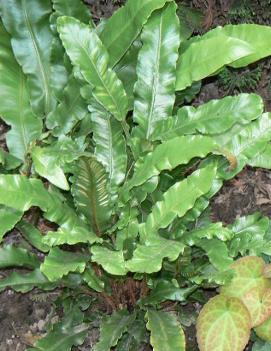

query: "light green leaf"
(141, 165), (216, 237)
(0, 0), (55, 115)
(128, 136), (218, 189)
(16, 220), (50, 253)
(0, 205), (23, 242)
(40, 247), (88, 282)
(197, 238), (233, 271)
(176, 34), (253, 90)
(91, 246), (126, 276)
(0, 269), (57, 293)
(215, 113), (271, 179)
(0, 23), (42, 160)
(151, 93), (264, 141)
(94, 310), (135, 351)
(206, 24), (271, 68)
(100, 0), (173, 67)
(146, 310), (185, 351)
(126, 236), (184, 274)
(46, 76), (89, 136)
(57, 16), (128, 121)
(32, 137), (85, 190)
(132, 2), (180, 141)
(248, 144), (271, 169)
(71, 156), (112, 235)
(91, 109), (127, 191)
(196, 295), (251, 351)
(0, 245), (39, 269)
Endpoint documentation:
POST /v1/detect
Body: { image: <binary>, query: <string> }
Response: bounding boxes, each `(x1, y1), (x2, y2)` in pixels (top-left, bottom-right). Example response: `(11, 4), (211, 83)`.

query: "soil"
(1, 0), (271, 350)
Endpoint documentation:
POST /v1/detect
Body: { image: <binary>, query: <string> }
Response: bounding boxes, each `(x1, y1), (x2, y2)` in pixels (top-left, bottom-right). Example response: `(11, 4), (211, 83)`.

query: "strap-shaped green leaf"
(126, 237), (184, 274)
(0, 245), (39, 269)
(0, 205), (23, 242)
(46, 76), (89, 136)
(91, 246), (126, 276)
(82, 266), (104, 292)
(141, 165), (216, 237)
(52, 0), (92, 24)
(91, 109), (127, 191)
(57, 16), (128, 121)
(128, 136), (218, 189)
(100, 0), (173, 67)
(151, 93), (264, 141)
(94, 310), (135, 351)
(40, 247), (88, 281)
(248, 144), (271, 169)
(0, 23), (42, 160)
(215, 113), (271, 179)
(176, 34), (253, 90)
(27, 319), (88, 351)
(206, 24), (271, 69)
(0, 269), (57, 293)
(16, 220), (50, 253)
(0, 175), (100, 246)
(146, 310), (185, 351)
(32, 137), (85, 190)
(71, 157), (112, 235)
(196, 295), (251, 351)
(0, 0), (55, 115)
(132, 2), (180, 141)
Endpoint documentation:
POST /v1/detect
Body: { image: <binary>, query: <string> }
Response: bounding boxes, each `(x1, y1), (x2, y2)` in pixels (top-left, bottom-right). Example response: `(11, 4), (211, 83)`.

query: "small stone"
(37, 320), (46, 331)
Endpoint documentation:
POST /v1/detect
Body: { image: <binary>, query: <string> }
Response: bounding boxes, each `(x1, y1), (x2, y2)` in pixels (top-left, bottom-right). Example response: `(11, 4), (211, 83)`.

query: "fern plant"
(1, 0), (271, 350)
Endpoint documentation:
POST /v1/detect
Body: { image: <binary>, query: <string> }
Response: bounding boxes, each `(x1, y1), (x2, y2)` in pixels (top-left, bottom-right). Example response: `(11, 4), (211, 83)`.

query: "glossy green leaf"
(32, 137), (85, 190)
(221, 256), (271, 300)
(0, 149), (21, 170)
(71, 156), (112, 235)
(141, 165), (216, 237)
(126, 236), (184, 274)
(196, 295), (251, 351)
(82, 266), (104, 292)
(0, 245), (39, 269)
(16, 220), (50, 253)
(214, 113), (271, 179)
(114, 41), (141, 110)
(100, 0), (173, 67)
(57, 16), (128, 121)
(52, 0), (92, 24)
(176, 34), (253, 90)
(0, 23), (42, 160)
(228, 213), (271, 257)
(206, 24), (271, 69)
(91, 109), (127, 191)
(94, 310), (135, 351)
(128, 136), (218, 189)
(0, 269), (57, 293)
(141, 281), (196, 305)
(132, 2), (180, 141)
(255, 317), (271, 342)
(1, 0), (55, 115)
(0, 205), (23, 241)
(248, 144), (271, 169)
(146, 310), (185, 351)
(197, 238), (233, 271)
(46, 76), (89, 136)
(40, 247), (88, 281)
(27, 319), (88, 351)
(91, 246), (126, 276)
(151, 93), (264, 141)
